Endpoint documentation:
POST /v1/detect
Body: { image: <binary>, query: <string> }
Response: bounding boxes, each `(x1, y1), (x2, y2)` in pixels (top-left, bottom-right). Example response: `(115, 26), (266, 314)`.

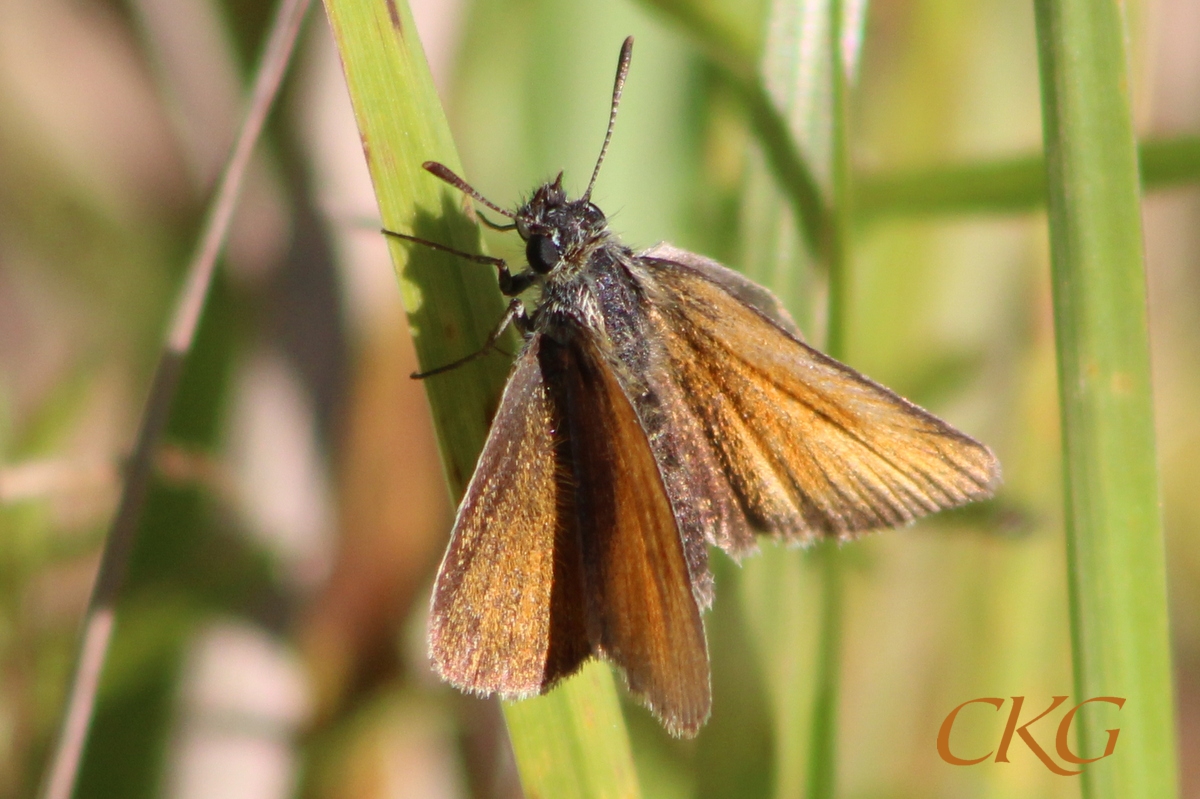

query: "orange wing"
(428, 335), (589, 697)
(543, 334), (712, 736)
(643, 254), (1000, 544)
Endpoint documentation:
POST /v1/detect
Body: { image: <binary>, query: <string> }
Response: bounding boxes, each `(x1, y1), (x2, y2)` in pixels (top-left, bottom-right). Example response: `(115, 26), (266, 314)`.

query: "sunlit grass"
(322, 0), (643, 795)
(1034, 0), (1178, 795)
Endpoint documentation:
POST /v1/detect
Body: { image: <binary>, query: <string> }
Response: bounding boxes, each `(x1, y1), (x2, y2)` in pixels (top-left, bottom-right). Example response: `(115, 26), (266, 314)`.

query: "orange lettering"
(1056, 696), (1125, 764)
(937, 698), (1004, 765)
(995, 696), (1081, 776)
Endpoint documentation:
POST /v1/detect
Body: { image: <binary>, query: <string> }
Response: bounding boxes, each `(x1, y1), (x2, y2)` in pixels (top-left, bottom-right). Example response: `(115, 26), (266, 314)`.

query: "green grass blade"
(1140, 135), (1200, 189)
(503, 662), (641, 798)
(1032, 1), (1179, 797)
(320, 1), (640, 796)
(637, 0), (829, 255)
(722, 0), (866, 796)
(856, 152), (1046, 217)
(855, 135), (1200, 218)
(804, 2), (855, 797)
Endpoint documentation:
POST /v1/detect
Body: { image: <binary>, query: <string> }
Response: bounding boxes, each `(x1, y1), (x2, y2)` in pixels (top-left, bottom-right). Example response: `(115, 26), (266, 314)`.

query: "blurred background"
(0, 0), (1198, 797)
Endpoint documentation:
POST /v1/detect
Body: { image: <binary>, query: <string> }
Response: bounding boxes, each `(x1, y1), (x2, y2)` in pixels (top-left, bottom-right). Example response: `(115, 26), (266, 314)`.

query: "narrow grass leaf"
(855, 135), (1200, 218)
(730, 0), (866, 797)
(320, 1), (641, 796)
(637, 0), (829, 255)
(1033, 0), (1179, 796)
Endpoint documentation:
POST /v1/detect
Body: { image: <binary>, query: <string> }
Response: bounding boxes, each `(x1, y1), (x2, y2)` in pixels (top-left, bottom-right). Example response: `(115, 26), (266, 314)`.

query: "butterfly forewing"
(542, 334), (711, 736)
(642, 254), (999, 543)
(428, 335), (590, 697)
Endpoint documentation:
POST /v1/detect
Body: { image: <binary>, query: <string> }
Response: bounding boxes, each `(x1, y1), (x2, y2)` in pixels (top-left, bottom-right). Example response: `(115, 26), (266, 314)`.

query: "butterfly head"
(514, 172), (608, 275)
(414, 37), (632, 279)
(512, 34), (633, 277)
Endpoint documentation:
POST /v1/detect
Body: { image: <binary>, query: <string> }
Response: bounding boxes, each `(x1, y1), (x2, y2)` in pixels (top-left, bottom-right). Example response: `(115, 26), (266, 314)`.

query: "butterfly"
(385, 36), (999, 737)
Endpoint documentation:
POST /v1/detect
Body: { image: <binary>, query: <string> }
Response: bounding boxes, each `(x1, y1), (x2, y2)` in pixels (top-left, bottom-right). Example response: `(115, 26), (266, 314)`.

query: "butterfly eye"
(527, 234), (561, 274)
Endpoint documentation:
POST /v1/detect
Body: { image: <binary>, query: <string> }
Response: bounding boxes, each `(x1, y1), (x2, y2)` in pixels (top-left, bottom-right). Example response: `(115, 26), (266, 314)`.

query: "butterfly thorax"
(515, 176), (635, 343)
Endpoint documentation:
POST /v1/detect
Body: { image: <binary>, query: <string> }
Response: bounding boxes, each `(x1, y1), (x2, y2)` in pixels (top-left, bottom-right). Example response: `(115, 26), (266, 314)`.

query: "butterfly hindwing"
(540, 333), (712, 736)
(587, 255), (755, 602)
(641, 243), (804, 338)
(642, 253), (999, 544)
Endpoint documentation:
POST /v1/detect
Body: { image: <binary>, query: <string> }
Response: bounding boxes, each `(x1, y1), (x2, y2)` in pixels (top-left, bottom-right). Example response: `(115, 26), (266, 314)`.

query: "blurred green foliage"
(0, 0), (1196, 797)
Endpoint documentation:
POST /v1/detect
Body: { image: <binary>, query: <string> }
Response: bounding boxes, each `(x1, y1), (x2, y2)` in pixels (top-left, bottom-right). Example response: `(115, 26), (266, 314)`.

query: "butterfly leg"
(497, 269), (538, 297)
(411, 298), (529, 379)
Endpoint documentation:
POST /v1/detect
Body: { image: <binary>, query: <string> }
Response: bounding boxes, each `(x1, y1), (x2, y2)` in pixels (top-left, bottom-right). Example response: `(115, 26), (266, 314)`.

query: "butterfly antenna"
(582, 36), (633, 203)
(423, 162), (516, 220)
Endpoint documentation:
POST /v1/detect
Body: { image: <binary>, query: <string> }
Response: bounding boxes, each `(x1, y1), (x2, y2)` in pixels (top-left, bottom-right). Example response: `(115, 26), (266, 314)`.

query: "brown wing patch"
(428, 336), (590, 697)
(647, 259), (1000, 545)
(542, 335), (711, 737)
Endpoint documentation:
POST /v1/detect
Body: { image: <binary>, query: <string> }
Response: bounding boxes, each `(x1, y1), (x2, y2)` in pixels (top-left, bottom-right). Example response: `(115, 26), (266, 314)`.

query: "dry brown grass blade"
(38, 1), (313, 797)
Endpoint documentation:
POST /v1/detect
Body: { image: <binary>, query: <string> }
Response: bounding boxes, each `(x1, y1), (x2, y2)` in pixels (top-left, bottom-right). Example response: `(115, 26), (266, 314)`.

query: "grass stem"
(37, 1), (312, 796)
(1033, 0), (1179, 795)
